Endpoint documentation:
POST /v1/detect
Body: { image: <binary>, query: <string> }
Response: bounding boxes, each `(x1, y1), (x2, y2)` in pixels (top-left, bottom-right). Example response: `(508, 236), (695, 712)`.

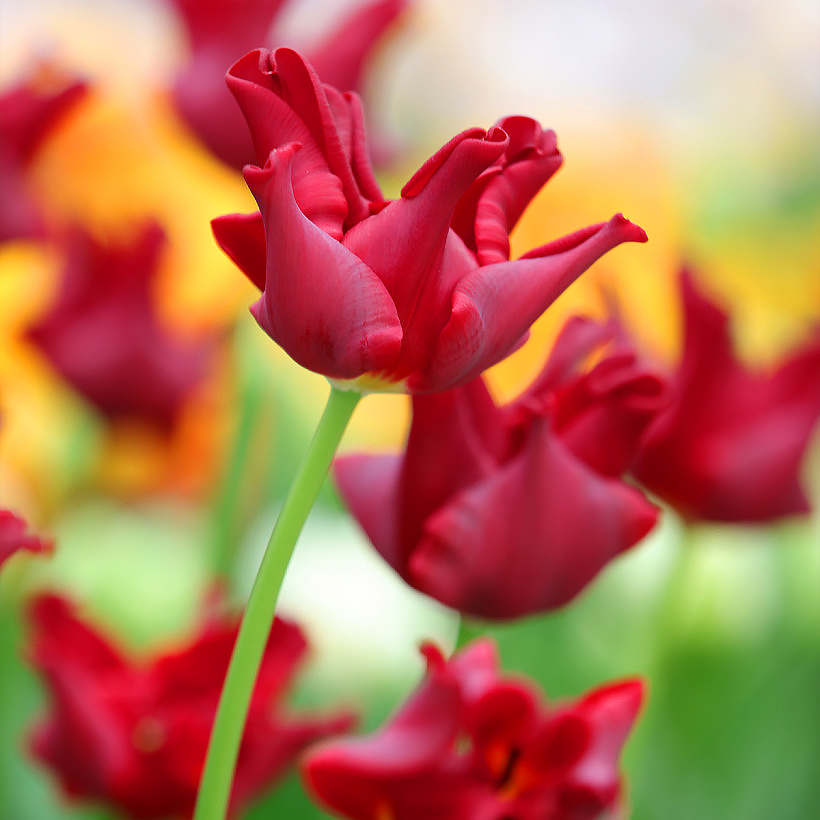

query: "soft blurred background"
(1, 0), (818, 818)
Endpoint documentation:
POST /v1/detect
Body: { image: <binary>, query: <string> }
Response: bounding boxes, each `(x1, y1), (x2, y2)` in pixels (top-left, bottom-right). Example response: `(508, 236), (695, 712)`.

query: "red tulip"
(0, 510), (52, 568)
(169, 0), (406, 169)
(213, 48), (647, 392)
(0, 69), (87, 242)
(27, 592), (354, 819)
(335, 316), (665, 618)
(26, 223), (208, 430)
(305, 638), (645, 820)
(632, 270), (820, 522)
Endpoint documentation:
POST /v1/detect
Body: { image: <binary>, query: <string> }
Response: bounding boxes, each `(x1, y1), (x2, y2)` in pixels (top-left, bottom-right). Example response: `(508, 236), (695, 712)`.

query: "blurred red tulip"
(632, 270), (820, 523)
(0, 510), (52, 568)
(26, 223), (210, 431)
(169, 0), (406, 169)
(0, 69), (87, 242)
(28, 592), (354, 819)
(335, 316), (665, 618)
(305, 638), (645, 820)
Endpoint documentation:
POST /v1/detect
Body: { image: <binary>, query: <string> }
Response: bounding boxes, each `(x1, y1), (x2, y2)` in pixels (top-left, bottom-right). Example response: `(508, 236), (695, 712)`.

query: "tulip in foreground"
(169, 0), (406, 169)
(0, 510), (52, 568)
(213, 48), (647, 393)
(26, 223), (208, 430)
(0, 68), (87, 242)
(28, 593), (353, 819)
(305, 638), (645, 820)
(632, 270), (820, 523)
(336, 316), (666, 618)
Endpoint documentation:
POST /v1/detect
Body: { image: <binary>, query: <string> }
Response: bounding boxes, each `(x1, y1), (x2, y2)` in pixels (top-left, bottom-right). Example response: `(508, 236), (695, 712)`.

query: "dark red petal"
(211, 212), (266, 291)
(424, 215), (648, 392)
(409, 417), (658, 619)
(245, 143), (402, 379)
(333, 453), (404, 573)
(346, 128), (507, 333)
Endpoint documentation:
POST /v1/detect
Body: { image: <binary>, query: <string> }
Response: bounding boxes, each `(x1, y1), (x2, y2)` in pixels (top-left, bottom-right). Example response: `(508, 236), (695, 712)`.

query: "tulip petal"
(211, 212), (266, 291)
(308, 0), (407, 92)
(304, 646), (468, 819)
(566, 679), (645, 802)
(423, 215), (648, 392)
(344, 129), (508, 378)
(333, 453), (404, 573)
(453, 117), (563, 265)
(245, 143), (402, 379)
(409, 418), (658, 619)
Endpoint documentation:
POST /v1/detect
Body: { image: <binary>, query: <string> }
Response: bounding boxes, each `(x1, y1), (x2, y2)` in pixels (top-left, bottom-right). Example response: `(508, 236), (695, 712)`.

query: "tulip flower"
(213, 48), (647, 393)
(0, 510), (52, 568)
(0, 69), (87, 242)
(305, 638), (645, 820)
(335, 316), (665, 618)
(26, 223), (208, 430)
(169, 0), (406, 169)
(27, 592), (354, 819)
(632, 270), (820, 523)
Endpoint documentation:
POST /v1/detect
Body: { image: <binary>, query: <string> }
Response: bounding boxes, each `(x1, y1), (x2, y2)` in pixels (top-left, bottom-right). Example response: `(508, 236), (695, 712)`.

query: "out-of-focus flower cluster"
(1, 1), (819, 819)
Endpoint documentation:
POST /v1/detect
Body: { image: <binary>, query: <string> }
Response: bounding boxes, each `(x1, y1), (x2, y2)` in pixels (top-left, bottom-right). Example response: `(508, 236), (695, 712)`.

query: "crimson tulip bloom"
(169, 0), (406, 169)
(212, 48), (647, 393)
(28, 593), (353, 819)
(632, 271), (820, 522)
(0, 70), (87, 242)
(26, 223), (208, 430)
(0, 510), (52, 568)
(305, 638), (645, 820)
(335, 316), (665, 618)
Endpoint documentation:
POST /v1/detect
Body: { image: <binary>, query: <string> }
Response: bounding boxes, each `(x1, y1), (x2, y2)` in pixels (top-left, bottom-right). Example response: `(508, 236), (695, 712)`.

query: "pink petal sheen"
(245, 143), (402, 379)
(409, 417), (658, 618)
(307, 0), (407, 92)
(633, 270), (820, 522)
(211, 212), (266, 291)
(0, 510), (53, 568)
(424, 215), (648, 392)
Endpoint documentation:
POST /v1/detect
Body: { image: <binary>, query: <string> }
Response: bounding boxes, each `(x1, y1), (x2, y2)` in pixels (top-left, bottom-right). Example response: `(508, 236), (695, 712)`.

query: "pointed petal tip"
(611, 213), (648, 243)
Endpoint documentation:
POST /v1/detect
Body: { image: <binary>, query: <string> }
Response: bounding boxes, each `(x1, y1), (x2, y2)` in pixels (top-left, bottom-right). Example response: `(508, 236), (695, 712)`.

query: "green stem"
(193, 385), (360, 820)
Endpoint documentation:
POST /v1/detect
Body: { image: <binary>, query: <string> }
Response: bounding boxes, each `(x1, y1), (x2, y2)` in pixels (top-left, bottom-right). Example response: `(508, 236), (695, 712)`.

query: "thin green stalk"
(193, 385), (360, 820)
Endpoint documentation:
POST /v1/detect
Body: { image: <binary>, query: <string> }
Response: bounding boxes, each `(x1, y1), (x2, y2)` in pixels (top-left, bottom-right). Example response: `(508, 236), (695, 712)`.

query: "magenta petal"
(424, 215), (648, 392)
(409, 418), (658, 618)
(333, 453), (403, 573)
(244, 144), (402, 379)
(211, 212), (266, 291)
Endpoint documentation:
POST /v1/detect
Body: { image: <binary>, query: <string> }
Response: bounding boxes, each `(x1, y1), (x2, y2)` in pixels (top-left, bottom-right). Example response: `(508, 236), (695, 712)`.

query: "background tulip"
(305, 638), (645, 820)
(335, 315), (667, 618)
(632, 270), (820, 523)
